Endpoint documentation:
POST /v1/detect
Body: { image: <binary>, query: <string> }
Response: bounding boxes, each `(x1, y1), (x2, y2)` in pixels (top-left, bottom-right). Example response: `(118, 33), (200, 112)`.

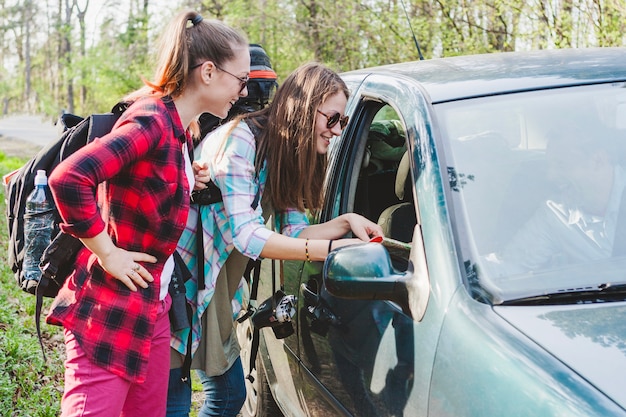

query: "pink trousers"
(60, 295), (171, 417)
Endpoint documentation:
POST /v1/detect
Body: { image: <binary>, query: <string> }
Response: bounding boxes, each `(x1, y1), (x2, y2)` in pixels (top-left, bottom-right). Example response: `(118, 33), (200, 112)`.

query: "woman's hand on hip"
(80, 231), (157, 291)
(99, 247), (157, 292)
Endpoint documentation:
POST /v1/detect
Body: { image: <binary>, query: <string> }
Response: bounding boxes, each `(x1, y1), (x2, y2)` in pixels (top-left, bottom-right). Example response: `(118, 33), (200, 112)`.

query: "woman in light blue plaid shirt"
(167, 62), (383, 417)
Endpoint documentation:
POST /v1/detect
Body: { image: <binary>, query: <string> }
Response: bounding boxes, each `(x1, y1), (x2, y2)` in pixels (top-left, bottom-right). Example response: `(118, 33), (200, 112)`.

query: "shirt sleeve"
(275, 208), (310, 237)
(48, 101), (169, 238)
(200, 121), (273, 259)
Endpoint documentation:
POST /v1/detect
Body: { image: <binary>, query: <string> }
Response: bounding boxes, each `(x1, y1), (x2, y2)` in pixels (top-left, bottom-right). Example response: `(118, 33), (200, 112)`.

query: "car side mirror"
(323, 241), (427, 320)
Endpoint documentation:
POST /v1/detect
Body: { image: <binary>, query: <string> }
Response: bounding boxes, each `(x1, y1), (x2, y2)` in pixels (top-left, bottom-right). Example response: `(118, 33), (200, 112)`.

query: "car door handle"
(300, 283), (342, 334)
(301, 282), (319, 307)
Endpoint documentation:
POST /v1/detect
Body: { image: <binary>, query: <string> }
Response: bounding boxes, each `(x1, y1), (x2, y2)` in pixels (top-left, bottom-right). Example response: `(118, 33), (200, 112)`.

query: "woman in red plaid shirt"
(46, 10), (250, 417)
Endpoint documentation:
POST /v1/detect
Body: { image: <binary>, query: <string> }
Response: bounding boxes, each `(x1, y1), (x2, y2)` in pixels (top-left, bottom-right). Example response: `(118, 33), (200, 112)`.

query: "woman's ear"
(200, 61), (216, 84)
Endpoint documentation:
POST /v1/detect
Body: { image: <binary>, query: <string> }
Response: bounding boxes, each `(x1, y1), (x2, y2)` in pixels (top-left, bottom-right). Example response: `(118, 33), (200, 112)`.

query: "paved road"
(0, 114), (58, 159)
(0, 114), (58, 146)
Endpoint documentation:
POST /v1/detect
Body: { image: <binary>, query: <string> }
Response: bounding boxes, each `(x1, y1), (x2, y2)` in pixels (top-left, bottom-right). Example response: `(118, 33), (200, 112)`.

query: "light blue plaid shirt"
(171, 120), (308, 357)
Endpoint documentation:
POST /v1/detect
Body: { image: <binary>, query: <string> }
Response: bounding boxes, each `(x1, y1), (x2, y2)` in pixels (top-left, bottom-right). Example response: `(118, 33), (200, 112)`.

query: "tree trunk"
(76, 0), (89, 111)
(63, 0), (74, 114)
(24, 0), (32, 112)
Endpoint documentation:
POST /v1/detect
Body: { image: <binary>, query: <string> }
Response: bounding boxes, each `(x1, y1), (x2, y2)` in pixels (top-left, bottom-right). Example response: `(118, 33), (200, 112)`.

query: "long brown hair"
(125, 10), (247, 135)
(244, 62), (349, 213)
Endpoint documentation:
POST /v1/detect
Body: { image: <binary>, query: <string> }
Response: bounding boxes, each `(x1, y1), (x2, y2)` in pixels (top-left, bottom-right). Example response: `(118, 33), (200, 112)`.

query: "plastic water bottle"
(21, 170), (55, 292)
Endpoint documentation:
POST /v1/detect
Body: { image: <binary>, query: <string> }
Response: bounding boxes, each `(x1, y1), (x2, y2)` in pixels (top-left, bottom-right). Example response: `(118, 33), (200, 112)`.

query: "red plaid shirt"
(46, 97), (192, 383)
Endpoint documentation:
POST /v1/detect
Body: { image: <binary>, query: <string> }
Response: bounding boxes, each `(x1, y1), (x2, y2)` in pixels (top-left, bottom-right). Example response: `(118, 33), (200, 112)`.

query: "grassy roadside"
(0, 152), (64, 416)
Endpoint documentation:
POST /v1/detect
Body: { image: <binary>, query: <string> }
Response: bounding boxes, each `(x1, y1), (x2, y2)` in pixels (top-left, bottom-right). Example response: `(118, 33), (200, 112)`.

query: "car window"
(350, 104), (415, 271)
(436, 82), (626, 301)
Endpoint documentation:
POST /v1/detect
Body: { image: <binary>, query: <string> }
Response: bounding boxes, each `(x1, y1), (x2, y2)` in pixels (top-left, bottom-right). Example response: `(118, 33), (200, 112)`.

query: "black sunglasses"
(317, 109), (349, 129)
(191, 61), (249, 94)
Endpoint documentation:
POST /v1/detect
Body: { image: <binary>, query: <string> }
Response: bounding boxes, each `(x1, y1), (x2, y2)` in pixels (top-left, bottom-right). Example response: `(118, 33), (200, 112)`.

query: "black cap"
(249, 44), (273, 71)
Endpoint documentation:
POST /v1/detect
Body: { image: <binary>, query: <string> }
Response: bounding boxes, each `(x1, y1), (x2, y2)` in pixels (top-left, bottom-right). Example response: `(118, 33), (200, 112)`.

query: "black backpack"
(5, 102), (127, 358)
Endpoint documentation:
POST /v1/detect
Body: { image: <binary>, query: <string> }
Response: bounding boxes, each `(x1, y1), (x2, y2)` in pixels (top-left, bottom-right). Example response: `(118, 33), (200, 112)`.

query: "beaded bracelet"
(305, 238), (310, 262)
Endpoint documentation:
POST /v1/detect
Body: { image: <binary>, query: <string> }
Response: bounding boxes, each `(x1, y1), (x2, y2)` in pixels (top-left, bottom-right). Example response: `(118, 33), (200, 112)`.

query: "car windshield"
(437, 82), (626, 303)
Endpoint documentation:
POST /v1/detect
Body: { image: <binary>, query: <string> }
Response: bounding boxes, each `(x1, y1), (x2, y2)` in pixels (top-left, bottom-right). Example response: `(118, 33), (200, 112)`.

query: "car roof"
(343, 47), (626, 104)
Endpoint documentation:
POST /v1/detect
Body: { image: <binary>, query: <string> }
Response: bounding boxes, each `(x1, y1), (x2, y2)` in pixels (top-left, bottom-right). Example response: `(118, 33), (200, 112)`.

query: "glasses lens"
(217, 65), (248, 94)
(318, 109), (348, 130)
(238, 75), (249, 93)
(327, 112), (340, 128)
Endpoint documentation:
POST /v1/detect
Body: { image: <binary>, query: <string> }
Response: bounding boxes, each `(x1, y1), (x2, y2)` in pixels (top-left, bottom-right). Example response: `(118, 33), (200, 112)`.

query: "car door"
(294, 100), (412, 417)
(258, 72), (461, 416)
(290, 73), (456, 416)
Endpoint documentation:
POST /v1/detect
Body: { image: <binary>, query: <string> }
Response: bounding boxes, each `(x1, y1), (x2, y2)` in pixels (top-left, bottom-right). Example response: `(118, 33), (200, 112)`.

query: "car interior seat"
(377, 151), (417, 243)
(355, 120), (407, 222)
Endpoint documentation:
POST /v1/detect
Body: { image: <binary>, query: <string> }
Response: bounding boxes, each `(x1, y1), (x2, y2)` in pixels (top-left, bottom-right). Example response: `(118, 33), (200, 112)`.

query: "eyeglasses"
(216, 65), (249, 94)
(317, 109), (349, 130)
(191, 62), (249, 94)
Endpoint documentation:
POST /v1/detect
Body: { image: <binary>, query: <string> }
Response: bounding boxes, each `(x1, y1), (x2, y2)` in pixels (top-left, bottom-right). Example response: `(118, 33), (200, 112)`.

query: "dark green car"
(238, 47), (626, 417)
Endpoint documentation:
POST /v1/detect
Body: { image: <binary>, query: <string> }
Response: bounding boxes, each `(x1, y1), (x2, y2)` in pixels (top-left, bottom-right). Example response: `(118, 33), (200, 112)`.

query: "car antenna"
(400, 0), (424, 60)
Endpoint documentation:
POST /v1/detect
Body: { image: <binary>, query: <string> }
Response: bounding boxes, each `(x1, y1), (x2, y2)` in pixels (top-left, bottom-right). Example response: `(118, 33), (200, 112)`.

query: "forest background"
(1, 0), (625, 119)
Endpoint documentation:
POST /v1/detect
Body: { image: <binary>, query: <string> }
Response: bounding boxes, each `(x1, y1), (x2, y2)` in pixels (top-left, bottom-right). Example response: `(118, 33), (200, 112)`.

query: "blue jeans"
(197, 356), (246, 417)
(166, 367), (192, 417)
(166, 357), (245, 417)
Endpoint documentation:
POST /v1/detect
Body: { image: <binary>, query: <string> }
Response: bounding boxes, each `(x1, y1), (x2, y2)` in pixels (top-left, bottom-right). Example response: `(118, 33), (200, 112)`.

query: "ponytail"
(126, 10), (247, 102)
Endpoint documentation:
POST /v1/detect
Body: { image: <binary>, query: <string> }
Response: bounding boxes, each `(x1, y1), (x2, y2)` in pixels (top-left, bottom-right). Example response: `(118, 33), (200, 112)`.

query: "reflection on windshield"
(439, 83), (626, 301)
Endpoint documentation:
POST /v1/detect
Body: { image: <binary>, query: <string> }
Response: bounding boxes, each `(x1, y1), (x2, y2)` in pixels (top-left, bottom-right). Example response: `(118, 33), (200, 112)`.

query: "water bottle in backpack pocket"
(21, 170), (55, 294)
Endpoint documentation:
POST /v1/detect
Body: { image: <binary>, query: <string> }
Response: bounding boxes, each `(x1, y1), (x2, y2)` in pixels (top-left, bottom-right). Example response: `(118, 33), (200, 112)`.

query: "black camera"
(251, 290), (296, 339)
(190, 180), (223, 205)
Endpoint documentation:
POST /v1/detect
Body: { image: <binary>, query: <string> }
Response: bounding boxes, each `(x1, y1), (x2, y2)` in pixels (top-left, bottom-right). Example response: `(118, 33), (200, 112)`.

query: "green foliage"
(2, 0), (624, 117)
(0, 152), (26, 172)
(79, 42), (146, 112)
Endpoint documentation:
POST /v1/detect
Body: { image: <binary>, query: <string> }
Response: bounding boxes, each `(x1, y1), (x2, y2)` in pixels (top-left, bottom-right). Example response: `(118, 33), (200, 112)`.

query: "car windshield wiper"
(501, 283), (626, 306)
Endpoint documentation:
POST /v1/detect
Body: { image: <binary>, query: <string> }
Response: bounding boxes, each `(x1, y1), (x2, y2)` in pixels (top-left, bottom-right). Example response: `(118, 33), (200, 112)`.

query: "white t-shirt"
(159, 142), (194, 300)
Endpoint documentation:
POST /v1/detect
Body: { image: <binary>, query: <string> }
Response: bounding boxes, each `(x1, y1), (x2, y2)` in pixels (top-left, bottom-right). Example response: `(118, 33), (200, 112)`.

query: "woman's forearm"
(259, 213), (381, 261)
(298, 213), (383, 242)
(79, 229), (117, 260)
(297, 213), (353, 240)
(259, 232), (362, 262)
